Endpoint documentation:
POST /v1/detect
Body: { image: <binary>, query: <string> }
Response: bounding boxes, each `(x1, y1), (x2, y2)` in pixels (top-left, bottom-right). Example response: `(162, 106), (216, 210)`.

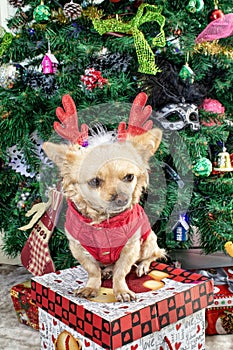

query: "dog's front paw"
(74, 287), (99, 299)
(114, 289), (136, 302)
(135, 261), (150, 277)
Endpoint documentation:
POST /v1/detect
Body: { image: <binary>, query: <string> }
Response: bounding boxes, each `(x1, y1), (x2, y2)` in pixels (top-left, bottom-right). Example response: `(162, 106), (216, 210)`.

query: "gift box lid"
(31, 262), (214, 349)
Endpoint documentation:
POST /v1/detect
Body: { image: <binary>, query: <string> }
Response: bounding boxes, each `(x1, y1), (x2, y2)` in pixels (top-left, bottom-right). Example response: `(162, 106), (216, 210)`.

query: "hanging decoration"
(33, 0), (51, 23)
(51, 8), (69, 24)
(200, 98), (225, 126)
(41, 43), (59, 75)
(195, 13), (233, 43)
(179, 53), (195, 84)
(0, 62), (22, 89)
(7, 8), (28, 32)
(172, 214), (189, 242)
(20, 188), (63, 276)
(63, 1), (82, 21)
(186, 0), (204, 13)
(90, 3), (166, 75)
(192, 157), (212, 177)
(214, 146), (233, 172)
(80, 68), (108, 90)
(225, 241), (233, 258)
(0, 28), (13, 57)
(154, 103), (200, 131)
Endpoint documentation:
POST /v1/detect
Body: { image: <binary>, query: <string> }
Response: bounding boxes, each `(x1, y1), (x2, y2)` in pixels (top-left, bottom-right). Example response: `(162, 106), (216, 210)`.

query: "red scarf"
(65, 200), (151, 265)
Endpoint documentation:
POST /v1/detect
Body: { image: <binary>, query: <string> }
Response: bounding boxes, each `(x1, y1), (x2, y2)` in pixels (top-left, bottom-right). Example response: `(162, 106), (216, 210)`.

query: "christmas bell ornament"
(33, 0), (51, 23)
(192, 157), (212, 177)
(214, 146), (233, 172)
(8, 0), (25, 7)
(63, 1), (82, 21)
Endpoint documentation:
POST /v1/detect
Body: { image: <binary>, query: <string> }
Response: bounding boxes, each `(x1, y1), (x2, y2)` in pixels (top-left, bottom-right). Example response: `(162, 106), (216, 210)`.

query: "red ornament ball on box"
(208, 8), (224, 22)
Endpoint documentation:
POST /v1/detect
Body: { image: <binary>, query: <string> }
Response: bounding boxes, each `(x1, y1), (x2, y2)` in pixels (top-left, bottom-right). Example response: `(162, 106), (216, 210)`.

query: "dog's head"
(43, 128), (162, 221)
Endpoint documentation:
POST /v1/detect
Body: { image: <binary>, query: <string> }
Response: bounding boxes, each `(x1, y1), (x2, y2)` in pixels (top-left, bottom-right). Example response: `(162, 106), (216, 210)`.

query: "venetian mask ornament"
(154, 103), (200, 131)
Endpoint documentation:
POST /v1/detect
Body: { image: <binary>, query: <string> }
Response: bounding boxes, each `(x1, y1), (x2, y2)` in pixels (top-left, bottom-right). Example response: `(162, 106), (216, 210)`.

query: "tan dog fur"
(43, 128), (166, 302)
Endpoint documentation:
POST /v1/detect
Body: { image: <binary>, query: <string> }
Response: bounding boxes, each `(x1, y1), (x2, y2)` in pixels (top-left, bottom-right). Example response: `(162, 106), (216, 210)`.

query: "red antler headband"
(53, 92), (153, 144)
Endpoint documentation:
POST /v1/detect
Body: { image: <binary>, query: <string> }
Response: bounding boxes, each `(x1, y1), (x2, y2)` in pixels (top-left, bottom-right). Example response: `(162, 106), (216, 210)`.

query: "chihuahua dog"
(43, 93), (166, 302)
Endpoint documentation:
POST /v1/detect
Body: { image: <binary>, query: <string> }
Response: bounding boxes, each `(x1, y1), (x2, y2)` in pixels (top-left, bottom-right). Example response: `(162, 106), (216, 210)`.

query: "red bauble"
(109, 0), (121, 2)
(208, 8), (224, 22)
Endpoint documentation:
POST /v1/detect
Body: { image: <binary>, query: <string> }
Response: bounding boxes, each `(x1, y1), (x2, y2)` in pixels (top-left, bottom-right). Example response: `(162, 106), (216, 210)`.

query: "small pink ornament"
(41, 49), (58, 74)
(200, 98), (225, 126)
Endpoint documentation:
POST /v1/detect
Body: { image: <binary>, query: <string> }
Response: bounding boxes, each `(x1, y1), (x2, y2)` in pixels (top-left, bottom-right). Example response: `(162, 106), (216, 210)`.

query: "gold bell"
(214, 147), (233, 172)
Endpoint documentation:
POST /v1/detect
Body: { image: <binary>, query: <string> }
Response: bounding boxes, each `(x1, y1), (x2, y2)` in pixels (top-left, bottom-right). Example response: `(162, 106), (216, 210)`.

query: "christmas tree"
(0, 0), (232, 271)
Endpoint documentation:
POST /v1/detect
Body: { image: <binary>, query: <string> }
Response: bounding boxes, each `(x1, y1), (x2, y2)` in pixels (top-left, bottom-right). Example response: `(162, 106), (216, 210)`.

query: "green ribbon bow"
(92, 4), (166, 75)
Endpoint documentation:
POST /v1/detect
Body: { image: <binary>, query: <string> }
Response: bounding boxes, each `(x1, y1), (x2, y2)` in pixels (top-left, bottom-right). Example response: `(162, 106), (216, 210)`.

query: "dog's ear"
(129, 128), (162, 161)
(42, 142), (73, 169)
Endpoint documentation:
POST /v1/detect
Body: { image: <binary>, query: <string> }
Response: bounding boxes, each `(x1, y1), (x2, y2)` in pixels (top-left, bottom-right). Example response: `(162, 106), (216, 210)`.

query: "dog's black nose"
(113, 193), (128, 207)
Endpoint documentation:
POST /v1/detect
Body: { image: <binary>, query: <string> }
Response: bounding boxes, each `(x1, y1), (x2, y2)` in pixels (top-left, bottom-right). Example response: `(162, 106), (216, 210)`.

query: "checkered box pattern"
(32, 263), (214, 349)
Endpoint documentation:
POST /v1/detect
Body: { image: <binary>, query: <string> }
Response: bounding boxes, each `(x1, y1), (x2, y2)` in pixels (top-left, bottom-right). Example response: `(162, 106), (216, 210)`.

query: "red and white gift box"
(201, 267), (233, 335)
(31, 262), (214, 349)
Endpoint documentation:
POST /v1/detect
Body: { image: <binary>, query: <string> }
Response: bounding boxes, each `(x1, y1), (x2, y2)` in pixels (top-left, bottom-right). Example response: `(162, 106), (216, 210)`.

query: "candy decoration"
(192, 157), (212, 177)
(224, 241), (233, 257)
(20, 188), (63, 276)
(80, 68), (108, 91)
(33, 0), (51, 23)
(91, 4), (166, 75)
(186, 0), (204, 13)
(63, 1), (82, 21)
(8, 0), (25, 7)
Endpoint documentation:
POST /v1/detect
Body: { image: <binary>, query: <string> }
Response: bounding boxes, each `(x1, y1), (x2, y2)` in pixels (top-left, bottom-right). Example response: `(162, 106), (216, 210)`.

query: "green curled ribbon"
(92, 4), (166, 75)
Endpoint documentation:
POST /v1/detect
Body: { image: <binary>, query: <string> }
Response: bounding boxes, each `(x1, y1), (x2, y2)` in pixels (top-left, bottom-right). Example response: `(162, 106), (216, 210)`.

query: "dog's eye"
(88, 177), (102, 188)
(123, 174), (134, 182)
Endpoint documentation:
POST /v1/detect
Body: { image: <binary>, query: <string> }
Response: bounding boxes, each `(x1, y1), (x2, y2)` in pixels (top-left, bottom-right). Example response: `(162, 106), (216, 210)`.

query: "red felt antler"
(54, 94), (88, 146)
(118, 92), (153, 141)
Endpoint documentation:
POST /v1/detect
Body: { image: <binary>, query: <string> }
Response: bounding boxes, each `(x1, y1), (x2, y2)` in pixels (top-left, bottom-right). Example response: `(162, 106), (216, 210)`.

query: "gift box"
(31, 262), (214, 349)
(10, 280), (39, 330)
(199, 267), (233, 335)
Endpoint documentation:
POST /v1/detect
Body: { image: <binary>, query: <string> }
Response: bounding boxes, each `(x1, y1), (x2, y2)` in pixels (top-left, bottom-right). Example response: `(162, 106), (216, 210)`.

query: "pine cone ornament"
(8, 0), (25, 7)
(63, 1), (82, 20)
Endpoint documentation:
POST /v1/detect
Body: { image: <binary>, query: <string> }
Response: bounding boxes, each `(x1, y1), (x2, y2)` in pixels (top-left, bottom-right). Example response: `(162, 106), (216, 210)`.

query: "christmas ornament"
(0, 62), (22, 89)
(80, 68), (108, 91)
(192, 157), (212, 177)
(208, 8), (224, 22)
(20, 188), (63, 276)
(0, 30), (13, 57)
(214, 147), (233, 172)
(8, 0), (25, 7)
(200, 98), (225, 126)
(186, 0), (204, 13)
(225, 241), (233, 257)
(154, 103), (200, 131)
(179, 63), (195, 84)
(33, 0), (51, 23)
(51, 8), (69, 24)
(91, 4), (166, 75)
(41, 44), (58, 74)
(173, 214), (189, 242)
(63, 1), (82, 21)
(196, 13), (233, 43)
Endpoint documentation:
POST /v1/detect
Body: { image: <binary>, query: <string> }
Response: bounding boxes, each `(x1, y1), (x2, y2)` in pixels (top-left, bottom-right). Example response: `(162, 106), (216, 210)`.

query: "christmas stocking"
(20, 188), (63, 276)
